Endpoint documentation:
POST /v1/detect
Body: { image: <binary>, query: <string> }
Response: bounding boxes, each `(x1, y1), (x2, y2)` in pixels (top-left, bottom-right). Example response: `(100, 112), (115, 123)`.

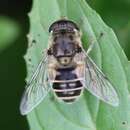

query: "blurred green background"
(0, 0), (129, 130)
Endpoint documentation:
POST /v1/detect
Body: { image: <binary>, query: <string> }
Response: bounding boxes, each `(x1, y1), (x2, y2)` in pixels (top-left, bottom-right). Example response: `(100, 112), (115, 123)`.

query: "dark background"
(0, 0), (129, 130)
(0, 0), (31, 130)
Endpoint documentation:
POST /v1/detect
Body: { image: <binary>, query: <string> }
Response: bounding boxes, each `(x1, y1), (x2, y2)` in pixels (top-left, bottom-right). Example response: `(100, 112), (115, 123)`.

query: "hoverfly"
(20, 19), (119, 115)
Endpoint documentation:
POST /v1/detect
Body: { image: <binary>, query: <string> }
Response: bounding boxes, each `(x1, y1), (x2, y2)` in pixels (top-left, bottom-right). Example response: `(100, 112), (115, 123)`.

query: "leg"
(86, 39), (95, 55)
(86, 32), (104, 55)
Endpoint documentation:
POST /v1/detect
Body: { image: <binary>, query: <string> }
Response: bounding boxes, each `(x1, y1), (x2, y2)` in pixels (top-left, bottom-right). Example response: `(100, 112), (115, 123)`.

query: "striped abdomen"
(52, 67), (83, 103)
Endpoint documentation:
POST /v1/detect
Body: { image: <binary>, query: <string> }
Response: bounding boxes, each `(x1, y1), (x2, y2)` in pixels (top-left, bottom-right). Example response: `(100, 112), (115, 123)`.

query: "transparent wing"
(84, 53), (119, 106)
(20, 56), (51, 115)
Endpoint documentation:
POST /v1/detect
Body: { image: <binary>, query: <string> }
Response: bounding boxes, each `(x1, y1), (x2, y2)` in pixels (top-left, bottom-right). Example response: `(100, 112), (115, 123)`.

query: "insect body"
(52, 66), (83, 102)
(20, 19), (119, 115)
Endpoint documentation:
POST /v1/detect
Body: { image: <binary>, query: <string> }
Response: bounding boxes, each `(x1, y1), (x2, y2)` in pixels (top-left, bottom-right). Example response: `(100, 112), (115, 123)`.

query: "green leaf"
(24, 0), (130, 130)
(0, 16), (20, 52)
(86, 0), (130, 59)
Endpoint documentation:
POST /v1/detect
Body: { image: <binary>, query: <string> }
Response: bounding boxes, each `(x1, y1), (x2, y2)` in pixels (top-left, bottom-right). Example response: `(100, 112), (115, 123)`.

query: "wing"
(84, 54), (119, 106)
(20, 55), (52, 115)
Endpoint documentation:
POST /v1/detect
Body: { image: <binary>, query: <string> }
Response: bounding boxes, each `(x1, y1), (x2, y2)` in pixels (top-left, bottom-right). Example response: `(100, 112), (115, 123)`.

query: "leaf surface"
(24, 0), (130, 130)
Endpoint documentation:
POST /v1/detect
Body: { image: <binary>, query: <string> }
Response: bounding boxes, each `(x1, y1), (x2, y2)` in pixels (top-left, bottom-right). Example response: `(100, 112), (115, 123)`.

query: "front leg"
(86, 32), (104, 55)
(86, 39), (95, 55)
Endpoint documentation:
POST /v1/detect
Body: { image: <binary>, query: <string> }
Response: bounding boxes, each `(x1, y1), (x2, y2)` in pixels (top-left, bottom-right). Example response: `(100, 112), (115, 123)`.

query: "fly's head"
(48, 19), (82, 66)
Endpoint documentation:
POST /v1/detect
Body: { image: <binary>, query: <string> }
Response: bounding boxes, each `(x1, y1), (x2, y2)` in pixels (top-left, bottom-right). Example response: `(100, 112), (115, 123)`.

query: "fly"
(20, 19), (119, 115)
